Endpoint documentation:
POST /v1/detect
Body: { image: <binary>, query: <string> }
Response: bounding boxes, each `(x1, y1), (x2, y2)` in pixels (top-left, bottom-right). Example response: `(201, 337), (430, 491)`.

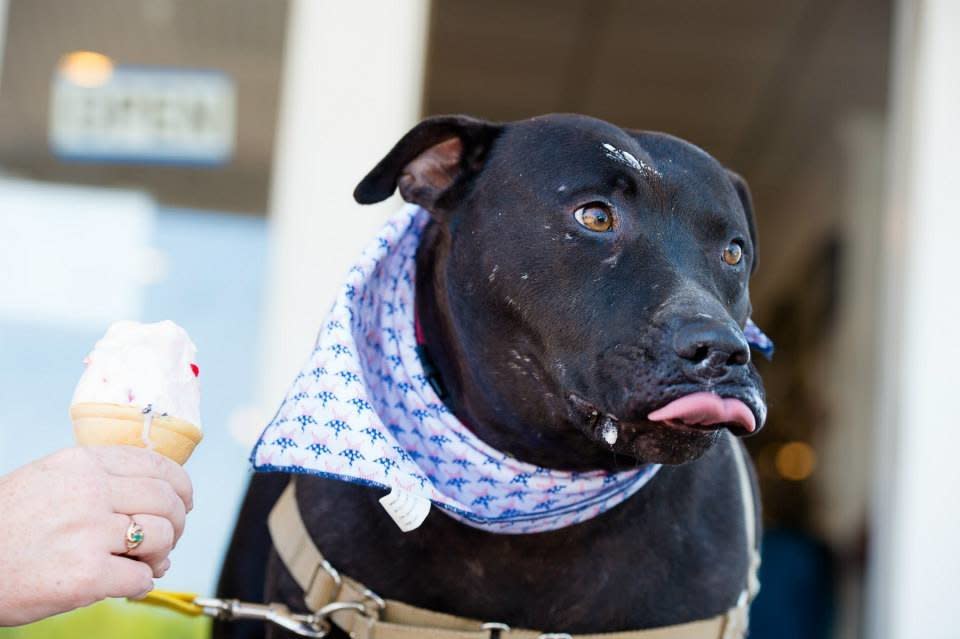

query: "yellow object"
(132, 591), (203, 617)
(0, 598), (209, 639)
(71, 402), (203, 465)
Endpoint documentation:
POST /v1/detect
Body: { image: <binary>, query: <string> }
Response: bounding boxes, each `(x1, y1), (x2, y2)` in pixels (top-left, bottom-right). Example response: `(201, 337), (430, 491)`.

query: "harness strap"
(267, 433), (759, 639)
(728, 430), (762, 601)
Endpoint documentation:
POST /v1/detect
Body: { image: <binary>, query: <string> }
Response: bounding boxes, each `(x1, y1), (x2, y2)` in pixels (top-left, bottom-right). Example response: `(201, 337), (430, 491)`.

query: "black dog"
(215, 114), (765, 638)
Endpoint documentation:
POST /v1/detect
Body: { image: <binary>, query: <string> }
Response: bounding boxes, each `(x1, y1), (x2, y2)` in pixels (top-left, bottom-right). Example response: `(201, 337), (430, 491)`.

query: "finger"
(109, 477), (186, 542)
(88, 446), (193, 511)
(139, 552), (172, 579)
(154, 557), (171, 578)
(102, 556), (154, 600)
(107, 514), (175, 558)
(139, 553), (173, 578)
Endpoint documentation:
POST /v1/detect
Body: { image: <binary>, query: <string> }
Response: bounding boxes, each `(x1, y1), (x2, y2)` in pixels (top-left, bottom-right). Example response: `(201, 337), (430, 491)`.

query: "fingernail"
(132, 583), (154, 600)
(153, 561), (170, 578)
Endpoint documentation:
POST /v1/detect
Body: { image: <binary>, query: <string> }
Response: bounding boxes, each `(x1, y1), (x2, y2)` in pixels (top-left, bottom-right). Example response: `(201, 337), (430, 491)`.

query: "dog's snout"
(673, 320), (750, 379)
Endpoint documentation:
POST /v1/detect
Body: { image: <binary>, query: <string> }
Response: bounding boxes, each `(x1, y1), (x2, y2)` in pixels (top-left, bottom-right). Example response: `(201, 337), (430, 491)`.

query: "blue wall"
(0, 206), (268, 593)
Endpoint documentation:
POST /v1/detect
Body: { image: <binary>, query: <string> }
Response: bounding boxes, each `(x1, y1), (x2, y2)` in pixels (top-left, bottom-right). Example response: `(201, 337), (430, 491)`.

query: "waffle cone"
(70, 402), (202, 465)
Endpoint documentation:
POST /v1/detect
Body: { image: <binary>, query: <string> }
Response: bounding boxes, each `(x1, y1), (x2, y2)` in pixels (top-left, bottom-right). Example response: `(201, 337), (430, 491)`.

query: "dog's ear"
(353, 115), (501, 213)
(726, 170), (759, 274)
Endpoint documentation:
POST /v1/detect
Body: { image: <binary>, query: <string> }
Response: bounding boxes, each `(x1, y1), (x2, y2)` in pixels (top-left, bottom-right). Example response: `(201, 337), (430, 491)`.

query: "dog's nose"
(673, 319), (750, 379)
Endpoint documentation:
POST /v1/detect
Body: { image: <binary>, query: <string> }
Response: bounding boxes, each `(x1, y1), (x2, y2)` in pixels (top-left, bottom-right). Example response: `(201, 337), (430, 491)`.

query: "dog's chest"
(285, 443), (750, 634)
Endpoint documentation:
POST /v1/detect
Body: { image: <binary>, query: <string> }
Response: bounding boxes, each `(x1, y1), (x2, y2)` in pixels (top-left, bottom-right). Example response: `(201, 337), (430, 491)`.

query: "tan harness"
(267, 431), (761, 639)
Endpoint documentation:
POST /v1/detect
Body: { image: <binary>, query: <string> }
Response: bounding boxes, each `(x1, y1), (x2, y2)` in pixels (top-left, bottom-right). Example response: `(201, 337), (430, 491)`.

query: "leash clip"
(194, 597), (330, 638)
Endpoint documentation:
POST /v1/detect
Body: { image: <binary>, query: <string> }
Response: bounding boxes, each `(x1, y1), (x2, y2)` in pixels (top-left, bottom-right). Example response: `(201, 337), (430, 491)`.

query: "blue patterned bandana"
(251, 205), (774, 534)
(251, 205), (662, 534)
(744, 319), (774, 359)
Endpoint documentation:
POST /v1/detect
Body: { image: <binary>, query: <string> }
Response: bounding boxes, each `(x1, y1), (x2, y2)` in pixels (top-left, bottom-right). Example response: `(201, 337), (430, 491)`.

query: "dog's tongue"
(647, 392), (755, 433)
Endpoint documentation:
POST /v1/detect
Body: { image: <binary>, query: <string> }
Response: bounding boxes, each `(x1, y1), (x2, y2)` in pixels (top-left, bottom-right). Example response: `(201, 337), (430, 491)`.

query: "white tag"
(378, 486), (431, 532)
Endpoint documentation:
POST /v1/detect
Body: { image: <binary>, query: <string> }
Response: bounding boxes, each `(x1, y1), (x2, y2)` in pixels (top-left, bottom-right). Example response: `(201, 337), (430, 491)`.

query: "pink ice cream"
(71, 320), (202, 427)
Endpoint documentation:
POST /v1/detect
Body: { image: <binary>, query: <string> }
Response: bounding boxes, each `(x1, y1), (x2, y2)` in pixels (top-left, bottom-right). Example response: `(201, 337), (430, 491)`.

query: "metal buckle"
(305, 557), (343, 603)
(482, 623), (573, 639)
(482, 622), (511, 638)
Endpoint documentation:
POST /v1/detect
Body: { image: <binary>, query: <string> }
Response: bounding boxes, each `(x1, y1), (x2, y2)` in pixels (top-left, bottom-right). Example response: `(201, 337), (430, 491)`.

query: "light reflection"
(58, 50), (114, 88)
(775, 441), (817, 481)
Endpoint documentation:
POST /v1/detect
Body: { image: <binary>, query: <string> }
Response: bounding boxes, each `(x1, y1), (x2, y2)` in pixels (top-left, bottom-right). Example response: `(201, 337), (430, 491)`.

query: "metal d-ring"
(482, 621), (511, 638)
(361, 588), (386, 614)
(316, 601), (369, 621)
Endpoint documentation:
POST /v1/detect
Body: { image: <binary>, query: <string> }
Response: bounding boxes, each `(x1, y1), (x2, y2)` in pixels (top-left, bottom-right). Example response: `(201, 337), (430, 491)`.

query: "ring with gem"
(125, 519), (145, 551)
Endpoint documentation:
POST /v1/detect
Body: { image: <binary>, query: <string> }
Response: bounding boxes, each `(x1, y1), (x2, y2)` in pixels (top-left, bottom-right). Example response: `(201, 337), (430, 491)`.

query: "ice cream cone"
(71, 402), (202, 465)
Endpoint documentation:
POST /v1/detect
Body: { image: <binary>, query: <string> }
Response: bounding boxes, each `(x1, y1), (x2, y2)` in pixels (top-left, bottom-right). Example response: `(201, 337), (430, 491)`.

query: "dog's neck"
(414, 220), (629, 472)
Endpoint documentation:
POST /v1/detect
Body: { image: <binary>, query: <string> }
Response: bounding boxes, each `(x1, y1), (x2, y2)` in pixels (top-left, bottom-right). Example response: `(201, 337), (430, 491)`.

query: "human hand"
(0, 446), (193, 626)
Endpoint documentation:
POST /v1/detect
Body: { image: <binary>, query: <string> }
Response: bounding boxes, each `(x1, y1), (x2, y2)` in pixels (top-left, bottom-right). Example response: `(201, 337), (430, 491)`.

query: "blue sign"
(49, 64), (236, 166)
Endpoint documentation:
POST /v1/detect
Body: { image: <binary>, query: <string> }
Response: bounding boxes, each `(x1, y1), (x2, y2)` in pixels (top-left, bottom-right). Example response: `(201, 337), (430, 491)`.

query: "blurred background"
(0, 1), (956, 638)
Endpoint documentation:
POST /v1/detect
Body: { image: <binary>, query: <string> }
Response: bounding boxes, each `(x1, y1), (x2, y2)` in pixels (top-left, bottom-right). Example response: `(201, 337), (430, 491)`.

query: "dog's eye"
(574, 204), (614, 232)
(722, 241), (744, 266)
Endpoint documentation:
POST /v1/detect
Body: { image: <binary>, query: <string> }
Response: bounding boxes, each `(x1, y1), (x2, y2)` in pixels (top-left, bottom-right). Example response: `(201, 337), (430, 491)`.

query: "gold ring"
(125, 519), (145, 551)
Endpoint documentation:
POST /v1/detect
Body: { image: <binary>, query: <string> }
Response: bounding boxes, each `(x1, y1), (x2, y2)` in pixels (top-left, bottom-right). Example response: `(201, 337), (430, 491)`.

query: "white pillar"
(257, 0), (430, 416)
(867, 2), (960, 638)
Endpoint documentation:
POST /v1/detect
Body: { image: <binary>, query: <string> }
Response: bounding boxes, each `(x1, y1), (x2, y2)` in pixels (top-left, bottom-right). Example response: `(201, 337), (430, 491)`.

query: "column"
(257, 0), (431, 412)
(867, 1), (960, 638)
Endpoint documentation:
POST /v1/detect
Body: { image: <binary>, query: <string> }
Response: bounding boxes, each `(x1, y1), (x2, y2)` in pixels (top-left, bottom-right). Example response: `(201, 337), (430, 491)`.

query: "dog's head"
(355, 114), (766, 466)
